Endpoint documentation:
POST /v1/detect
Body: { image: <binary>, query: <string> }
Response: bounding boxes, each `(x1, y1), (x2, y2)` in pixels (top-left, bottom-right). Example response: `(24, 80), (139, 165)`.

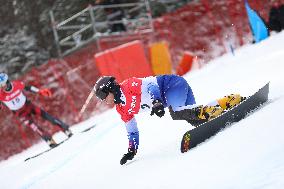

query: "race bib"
(3, 92), (26, 110)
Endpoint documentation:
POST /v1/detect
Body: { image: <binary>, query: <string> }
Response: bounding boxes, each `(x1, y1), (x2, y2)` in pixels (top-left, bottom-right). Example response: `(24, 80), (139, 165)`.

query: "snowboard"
(24, 138), (69, 161)
(181, 82), (269, 153)
(24, 124), (96, 161)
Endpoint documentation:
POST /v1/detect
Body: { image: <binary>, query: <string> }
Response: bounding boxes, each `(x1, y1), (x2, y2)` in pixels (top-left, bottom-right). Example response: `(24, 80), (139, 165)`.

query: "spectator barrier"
(176, 52), (194, 76)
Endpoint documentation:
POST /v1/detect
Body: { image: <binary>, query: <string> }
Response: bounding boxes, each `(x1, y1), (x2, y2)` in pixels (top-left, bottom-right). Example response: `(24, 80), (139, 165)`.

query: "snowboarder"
(94, 75), (245, 165)
(0, 73), (73, 148)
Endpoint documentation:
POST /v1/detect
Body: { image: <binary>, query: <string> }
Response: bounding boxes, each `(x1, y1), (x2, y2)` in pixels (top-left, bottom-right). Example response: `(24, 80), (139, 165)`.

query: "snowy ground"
(1, 31), (284, 189)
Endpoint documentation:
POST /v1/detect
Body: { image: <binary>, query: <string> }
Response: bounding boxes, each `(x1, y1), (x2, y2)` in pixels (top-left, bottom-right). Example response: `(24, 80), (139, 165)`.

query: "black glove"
(120, 148), (137, 165)
(150, 99), (165, 118)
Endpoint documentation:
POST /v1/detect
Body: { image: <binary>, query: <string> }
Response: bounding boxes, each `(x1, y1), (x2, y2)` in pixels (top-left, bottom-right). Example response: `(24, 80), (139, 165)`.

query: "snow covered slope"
(1, 31), (284, 189)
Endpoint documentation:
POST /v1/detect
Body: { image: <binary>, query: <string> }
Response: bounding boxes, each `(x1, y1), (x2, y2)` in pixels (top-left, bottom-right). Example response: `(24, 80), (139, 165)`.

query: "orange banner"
(149, 41), (172, 75)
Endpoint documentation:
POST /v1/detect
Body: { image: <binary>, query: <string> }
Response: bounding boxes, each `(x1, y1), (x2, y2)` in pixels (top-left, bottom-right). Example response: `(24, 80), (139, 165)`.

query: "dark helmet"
(94, 76), (117, 100)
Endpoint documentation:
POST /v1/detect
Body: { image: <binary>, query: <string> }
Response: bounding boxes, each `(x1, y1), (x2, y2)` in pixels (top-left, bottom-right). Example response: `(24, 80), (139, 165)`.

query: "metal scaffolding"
(50, 1), (154, 57)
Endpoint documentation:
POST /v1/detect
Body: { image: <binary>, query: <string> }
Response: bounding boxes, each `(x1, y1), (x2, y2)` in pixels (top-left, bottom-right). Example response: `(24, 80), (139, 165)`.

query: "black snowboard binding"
(169, 106), (207, 127)
(169, 104), (225, 126)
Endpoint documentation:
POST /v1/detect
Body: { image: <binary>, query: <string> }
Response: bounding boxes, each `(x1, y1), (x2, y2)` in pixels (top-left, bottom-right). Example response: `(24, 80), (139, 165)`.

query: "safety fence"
(0, 44), (108, 160)
(50, 1), (154, 57)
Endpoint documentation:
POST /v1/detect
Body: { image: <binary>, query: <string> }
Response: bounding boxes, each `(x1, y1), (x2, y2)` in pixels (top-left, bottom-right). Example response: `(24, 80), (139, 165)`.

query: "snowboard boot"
(47, 138), (58, 148)
(64, 129), (73, 138)
(217, 94), (246, 110)
(169, 106), (207, 127)
(194, 105), (224, 121)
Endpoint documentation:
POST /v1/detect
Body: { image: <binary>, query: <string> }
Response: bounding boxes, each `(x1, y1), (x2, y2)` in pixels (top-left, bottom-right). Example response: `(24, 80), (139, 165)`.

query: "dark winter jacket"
(268, 4), (284, 32)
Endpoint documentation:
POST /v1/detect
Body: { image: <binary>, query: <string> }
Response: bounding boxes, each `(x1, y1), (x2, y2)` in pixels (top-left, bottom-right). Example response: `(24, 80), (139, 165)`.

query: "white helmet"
(0, 73), (8, 87)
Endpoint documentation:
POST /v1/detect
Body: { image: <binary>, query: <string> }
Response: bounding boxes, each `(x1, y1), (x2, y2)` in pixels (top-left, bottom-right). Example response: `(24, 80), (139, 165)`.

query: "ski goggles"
(95, 88), (109, 101)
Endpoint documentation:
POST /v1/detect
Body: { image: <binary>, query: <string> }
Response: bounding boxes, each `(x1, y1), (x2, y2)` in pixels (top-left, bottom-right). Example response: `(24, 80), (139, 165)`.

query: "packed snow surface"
(1, 31), (284, 189)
